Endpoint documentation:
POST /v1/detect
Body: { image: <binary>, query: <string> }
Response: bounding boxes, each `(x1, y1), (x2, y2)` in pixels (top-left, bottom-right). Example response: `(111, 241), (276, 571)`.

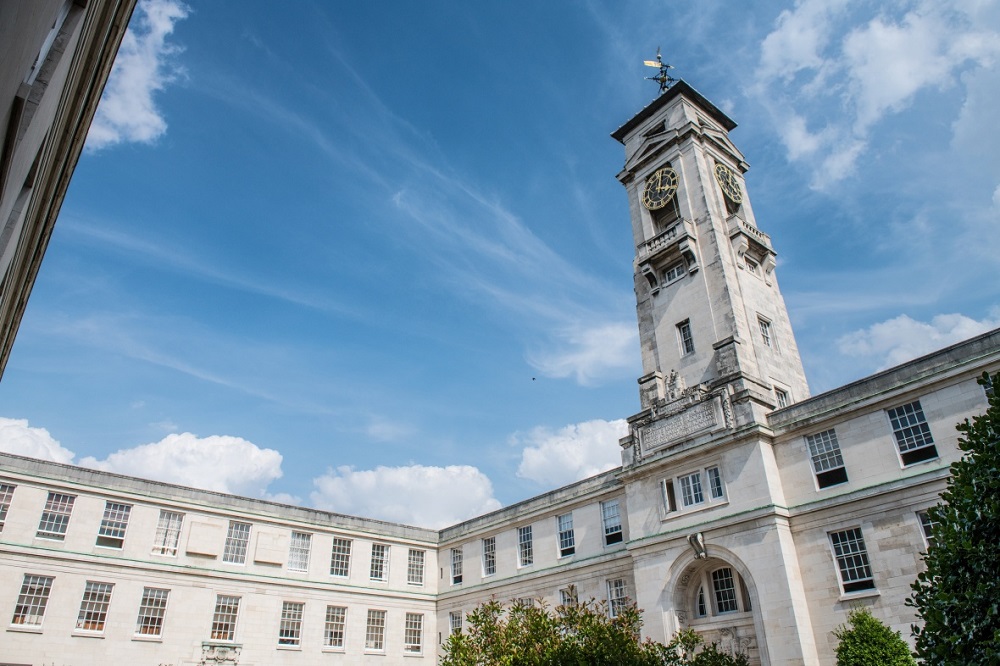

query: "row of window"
(804, 399), (939, 490)
(9, 575), (426, 654)
(448, 500), (624, 585)
(0, 489), (427, 585)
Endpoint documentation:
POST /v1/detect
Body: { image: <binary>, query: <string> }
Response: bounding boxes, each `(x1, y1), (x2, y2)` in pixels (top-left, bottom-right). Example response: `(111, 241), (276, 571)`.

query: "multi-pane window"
(775, 388), (789, 408)
(449, 611), (463, 635)
(365, 609), (386, 651)
(601, 500), (623, 545)
(407, 549), (425, 585)
(806, 429), (848, 488)
(210, 595), (241, 640)
(559, 586), (578, 607)
(758, 317), (772, 347)
(888, 401), (938, 465)
(11, 574), (54, 626)
(706, 466), (725, 499)
(222, 521), (251, 564)
(517, 525), (533, 566)
(0, 483), (15, 532)
(330, 537), (352, 577)
(664, 261), (686, 283)
(917, 511), (936, 547)
(679, 472), (704, 507)
(404, 612), (423, 653)
(830, 528), (876, 593)
(135, 587), (169, 637)
(745, 257), (760, 276)
(96, 501), (131, 548)
(287, 531), (311, 572)
(324, 605), (347, 649)
(278, 601), (304, 647)
(677, 320), (695, 355)
(36, 492), (75, 540)
(370, 543), (389, 581)
(153, 510), (183, 556)
(663, 480), (678, 512)
(607, 578), (628, 618)
(451, 547), (463, 584)
(76, 581), (114, 632)
(557, 513), (575, 557)
(482, 536), (496, 576)
(711, 568), (739, 614)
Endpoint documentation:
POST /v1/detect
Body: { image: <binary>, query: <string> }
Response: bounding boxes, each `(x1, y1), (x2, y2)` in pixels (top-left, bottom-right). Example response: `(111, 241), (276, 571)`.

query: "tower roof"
(610, 80), (736, 143)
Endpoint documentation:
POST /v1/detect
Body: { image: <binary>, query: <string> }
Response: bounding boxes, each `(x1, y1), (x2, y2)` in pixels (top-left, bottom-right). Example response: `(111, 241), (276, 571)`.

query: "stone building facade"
(1, 81), (997, 665)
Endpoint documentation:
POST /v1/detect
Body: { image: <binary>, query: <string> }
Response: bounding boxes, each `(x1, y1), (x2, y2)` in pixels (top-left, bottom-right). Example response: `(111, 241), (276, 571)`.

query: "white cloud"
(310, 465), (502, 529)
(79, 432), (284, 498)
(527, 322), (638, 386)
(0, 418), (75, 463)
(515, 419), (627, 488)
(86, 0), (190, 150)
(837, 311), (1000, 369)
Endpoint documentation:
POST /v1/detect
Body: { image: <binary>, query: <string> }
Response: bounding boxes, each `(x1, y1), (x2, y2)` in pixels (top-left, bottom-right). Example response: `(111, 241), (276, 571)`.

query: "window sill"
(838, 588), (880, 603)
(404, 651), (424, 657)
(661, 498), (729, 522)
(132, 635), (163, 642)
(363, 650), (386, 655)
(322, 647), (346, 653)
(72, 631), (105, 638)
(7, 625), (43, 634)
(277, 644), (302, 651)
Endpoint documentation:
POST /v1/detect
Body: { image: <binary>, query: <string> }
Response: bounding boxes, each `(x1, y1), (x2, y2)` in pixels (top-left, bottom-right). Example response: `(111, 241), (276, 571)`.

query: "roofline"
(611, 80), (737, 144)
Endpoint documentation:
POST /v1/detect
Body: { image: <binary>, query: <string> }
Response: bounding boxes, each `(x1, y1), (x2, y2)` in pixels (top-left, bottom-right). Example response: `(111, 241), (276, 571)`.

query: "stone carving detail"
(201, 642), (241, 665)
(641, 399), (718, 453)
(666, 370), (686, 400)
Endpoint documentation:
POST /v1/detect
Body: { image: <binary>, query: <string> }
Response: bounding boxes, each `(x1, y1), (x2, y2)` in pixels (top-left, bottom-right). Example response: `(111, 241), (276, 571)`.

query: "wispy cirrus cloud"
(87, 0), (190, 150)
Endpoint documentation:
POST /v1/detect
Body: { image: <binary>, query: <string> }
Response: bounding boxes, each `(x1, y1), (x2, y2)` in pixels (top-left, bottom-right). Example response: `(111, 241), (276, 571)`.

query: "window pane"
(211, 595), (241, 640)
(324, 606), (347, 648)
(287, 531), (311, 572)
(12, 574), (54, 626)
(370, 543), (389, 581)
(330, 537), (352, 577)
(517, 526), (533, 566)
(76, 581), (114, 632)
(830, 528), (875, 592)
(97, 501), (131, 548)
(887, 402), (935, 453)
(407, 549), (425, 585)
(135, 587), (169, 636)
(222, 521), (251, 564)
(0, 483), (16, 532)
(404, 612), (423, 653)
(602, 500), (623, 545)
(607, 578), (628, 618)
(36, 492), (75, 539)
(482, 536), (496, 576)
(806, 429), (846, 473)
(153, 510), (184, 556)
(711, 568), (739, 613)
(558, 514), (575, 556)
(449, 611), (463, 634)
(706, 467), (724, 499)
(365, 609), (386, 651)
(679, 472), (704, 506)
(278, 601), (304, 646)
(451, 547), (463, 584)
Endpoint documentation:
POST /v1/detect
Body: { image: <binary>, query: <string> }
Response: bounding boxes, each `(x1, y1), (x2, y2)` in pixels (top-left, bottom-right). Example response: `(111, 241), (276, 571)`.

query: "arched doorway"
(666, 548), (765, 665)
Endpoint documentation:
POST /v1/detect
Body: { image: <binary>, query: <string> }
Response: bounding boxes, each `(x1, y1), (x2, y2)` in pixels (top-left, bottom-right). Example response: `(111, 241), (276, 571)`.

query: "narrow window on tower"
(677, 320), (695, 356)
(774, 388), (789, 408)
(757, 316), (773, 348)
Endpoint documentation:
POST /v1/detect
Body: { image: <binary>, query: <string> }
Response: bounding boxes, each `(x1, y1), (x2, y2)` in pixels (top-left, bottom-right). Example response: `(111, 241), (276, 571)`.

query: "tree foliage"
(832, 607), (915, 666)
(909, 371), (1000, 665)
(440, 597), (748, 666)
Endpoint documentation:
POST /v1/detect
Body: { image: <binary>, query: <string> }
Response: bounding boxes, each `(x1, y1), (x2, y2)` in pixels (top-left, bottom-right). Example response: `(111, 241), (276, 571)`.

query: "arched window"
(689, 565), (752, 618)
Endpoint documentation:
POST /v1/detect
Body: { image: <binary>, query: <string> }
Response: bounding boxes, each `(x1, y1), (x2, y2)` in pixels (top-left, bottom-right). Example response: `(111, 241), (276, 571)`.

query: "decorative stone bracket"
(200, 642), (242, 665)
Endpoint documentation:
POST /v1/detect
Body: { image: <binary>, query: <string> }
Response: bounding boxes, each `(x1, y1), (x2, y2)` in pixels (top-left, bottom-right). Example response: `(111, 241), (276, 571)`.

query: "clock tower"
(612, 81), (809, 463)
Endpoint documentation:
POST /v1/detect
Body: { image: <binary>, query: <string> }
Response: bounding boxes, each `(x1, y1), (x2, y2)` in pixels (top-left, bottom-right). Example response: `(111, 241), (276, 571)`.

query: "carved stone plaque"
(641, 397), (722, 453)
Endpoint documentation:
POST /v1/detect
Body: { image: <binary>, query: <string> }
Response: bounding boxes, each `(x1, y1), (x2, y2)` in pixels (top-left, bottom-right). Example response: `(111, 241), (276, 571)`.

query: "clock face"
(714, 164), (743, 204)
(641, 167), (679, 210)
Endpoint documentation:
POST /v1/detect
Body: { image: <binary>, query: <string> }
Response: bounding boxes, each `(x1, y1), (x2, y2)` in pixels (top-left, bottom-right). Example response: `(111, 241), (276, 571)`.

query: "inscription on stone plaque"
(641, 398), (719, 453)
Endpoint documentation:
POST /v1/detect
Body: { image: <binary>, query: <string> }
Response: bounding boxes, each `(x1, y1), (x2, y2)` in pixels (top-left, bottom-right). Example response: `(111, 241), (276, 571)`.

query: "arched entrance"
(665, 546), (766, 665)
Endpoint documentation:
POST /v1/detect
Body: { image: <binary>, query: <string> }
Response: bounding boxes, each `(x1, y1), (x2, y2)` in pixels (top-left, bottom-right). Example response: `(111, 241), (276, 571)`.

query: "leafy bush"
(832, 607), (915, 666)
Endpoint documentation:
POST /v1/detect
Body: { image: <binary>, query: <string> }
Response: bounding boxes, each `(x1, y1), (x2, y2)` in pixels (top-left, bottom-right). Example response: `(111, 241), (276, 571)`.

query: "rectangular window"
(662, 480), (677, 512)
(96, 501), (132, 549)
(211, 595), (241, 641)
(775, 388), (789, 408)
(135, 587), (169, 637)
(330, 537), (352, 577)
(0, 483), (15, 532)
(404, 612), (423, 653)
(745, 257), (760, 276)
(677, 320), (695, 355)
(830, 528), (876, 593)
(76, 581), (114, 632)
(407, 549), (425, 585)
(287, 531), (311, 572)
(370, 543), (389, 581)
(601, 500), (623, 545)
(706, 466), (725, 499)
(917, 511), (936, 547)
(278, 601), (304, 647)
(888, 401), (938, 465)
(607, 578), (628, 618)
(324, 605), (347, 649)
(711, 568), (739, 614)
(559, 586), (578, 607)
(806, 429), (848, 488)
(517, 525), (533, 566)
(11, 574), (54, 626)
(365, 609), (386, 652)
(679, 472), (705, 507)
(222, 521), (251, 564)
(758, 317), (772, 347)
(557, 513), (575, 557)
(664, 261), (687, 283)
(451, 547), (463, 584)
(449, 611), (463, 635)
(482, 536), (496, 576)
(153, 510), (184, 556)
(36, 491), (75, 540)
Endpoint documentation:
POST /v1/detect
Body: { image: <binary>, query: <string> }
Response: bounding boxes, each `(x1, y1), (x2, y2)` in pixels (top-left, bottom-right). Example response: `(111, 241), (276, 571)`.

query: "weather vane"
(644, 47), (676, 94)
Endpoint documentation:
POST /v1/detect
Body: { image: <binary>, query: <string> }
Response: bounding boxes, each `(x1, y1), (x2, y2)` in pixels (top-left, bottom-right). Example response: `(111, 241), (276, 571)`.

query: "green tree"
(909, 371), (1000, 665)
(832, 607), (915, 666)
(441, 597), (748, 666)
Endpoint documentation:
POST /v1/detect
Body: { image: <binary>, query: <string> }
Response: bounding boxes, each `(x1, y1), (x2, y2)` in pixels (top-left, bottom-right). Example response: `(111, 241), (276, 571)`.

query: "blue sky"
(1, 0), (998, 528)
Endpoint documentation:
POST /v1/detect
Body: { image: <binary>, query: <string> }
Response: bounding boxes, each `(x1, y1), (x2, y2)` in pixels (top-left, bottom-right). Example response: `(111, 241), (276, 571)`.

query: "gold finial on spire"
(643, 47), (676, 94)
